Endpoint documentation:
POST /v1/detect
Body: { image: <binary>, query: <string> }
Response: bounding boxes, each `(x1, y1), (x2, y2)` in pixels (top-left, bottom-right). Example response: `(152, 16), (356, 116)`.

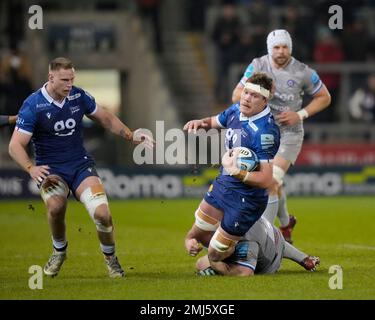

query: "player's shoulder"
(290, 57), (312, 72)
(252, 55), (269, 68)
(21, 88), (44, 111)
(224, 102), (240, 115)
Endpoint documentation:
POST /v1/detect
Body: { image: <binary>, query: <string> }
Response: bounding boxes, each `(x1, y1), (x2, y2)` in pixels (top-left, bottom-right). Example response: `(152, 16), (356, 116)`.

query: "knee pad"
(209, 229), (237, 253)
(80, 185), (112, 233)
(273, 165), (285, 186)
(194, 208), (220, 232)
(40, 175), (69, 203)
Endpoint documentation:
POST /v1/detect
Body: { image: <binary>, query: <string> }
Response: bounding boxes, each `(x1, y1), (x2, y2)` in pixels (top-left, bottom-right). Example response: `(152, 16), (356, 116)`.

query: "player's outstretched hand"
(183, 120), (208, 134)
(276, 110), (300, 126)
(221, 149), (240, 176)
(29, 165), (50, 184)
(132, 128), (155, 149)
(185, 238), (203, 257)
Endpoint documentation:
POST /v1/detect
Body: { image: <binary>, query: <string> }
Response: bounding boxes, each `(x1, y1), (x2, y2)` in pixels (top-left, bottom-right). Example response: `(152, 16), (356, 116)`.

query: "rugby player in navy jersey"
(8, 57), (153, 278)
(183, 73), (280, 275)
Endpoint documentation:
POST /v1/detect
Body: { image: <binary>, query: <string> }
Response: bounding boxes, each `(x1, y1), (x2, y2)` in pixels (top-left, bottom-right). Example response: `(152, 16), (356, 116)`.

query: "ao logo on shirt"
(54, 118), (76, 136)
(225, 128), (239, 150)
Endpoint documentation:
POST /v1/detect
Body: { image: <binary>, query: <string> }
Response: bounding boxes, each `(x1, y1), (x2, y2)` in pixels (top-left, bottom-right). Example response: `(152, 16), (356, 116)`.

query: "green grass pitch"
(0, 196), (374, 300)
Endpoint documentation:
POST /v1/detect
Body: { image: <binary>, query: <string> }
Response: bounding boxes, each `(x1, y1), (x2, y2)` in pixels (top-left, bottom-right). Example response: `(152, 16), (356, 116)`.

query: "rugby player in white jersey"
(232, 30), (331, 243)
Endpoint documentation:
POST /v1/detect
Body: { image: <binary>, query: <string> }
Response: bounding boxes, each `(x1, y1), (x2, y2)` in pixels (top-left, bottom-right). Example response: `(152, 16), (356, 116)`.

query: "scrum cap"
(267, 29), (292, 55)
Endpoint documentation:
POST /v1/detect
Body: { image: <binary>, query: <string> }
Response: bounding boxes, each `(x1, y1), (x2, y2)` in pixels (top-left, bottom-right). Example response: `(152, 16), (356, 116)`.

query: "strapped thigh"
(40, 175), (69, 203)
(194, 207), (220, 232)
(209, 228), (238, 253)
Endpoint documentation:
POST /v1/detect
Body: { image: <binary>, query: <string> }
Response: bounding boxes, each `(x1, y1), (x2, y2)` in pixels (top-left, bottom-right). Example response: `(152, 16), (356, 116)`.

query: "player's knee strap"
(209, 229), (237, 253)
(273, 165), (285, 186)
(80, 185), (112, 233)
(194, 208), (219, 232)
(40, 176), (69, 203)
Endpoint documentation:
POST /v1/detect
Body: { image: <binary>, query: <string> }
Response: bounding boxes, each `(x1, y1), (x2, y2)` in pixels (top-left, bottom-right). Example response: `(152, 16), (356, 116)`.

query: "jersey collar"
(240, 105), (271, 122)
(41, 83), (66, 108)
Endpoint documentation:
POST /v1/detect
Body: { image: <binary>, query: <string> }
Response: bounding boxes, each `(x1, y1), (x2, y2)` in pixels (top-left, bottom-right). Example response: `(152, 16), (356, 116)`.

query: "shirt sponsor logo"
(36, 103), (50, 109)
(67, 93), (81, 101)
(311, 71), (320, 85)
(16, 117), (24, 125)
(261, 134), (275, 150)
(70, 106), (80, 114)
(274, 91), (295, 102)
(244, 64), (254, 78)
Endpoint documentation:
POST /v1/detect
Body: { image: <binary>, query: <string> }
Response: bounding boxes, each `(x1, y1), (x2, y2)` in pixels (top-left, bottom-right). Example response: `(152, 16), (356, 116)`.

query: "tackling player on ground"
(8, 57), (153, 278)
(196, 216), (320, 276)
(232, 30), (331, 243)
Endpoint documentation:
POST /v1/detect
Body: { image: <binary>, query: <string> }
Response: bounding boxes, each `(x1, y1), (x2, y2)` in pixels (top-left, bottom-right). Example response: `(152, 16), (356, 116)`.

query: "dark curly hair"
(246, 72), (273, 92)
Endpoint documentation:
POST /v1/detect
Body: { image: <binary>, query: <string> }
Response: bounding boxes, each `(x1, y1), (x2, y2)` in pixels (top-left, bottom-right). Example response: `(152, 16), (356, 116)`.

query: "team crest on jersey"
(287, 79), (296, 87)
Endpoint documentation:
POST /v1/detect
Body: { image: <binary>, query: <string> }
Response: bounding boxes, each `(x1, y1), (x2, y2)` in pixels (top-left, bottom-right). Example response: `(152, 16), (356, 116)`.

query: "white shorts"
(276, 130), (304, 165)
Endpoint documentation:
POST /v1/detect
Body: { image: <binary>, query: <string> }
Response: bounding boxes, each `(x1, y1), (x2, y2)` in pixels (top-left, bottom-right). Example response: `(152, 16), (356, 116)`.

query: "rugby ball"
(235, 147), (259, 172)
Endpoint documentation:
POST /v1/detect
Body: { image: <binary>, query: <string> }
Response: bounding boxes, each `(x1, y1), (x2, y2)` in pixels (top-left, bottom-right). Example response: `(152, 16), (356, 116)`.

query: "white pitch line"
(342, 244), (375, 251)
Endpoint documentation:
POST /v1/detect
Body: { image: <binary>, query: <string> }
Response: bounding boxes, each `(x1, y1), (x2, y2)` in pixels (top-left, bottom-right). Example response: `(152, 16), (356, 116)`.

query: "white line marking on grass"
(342, 244), (375, 251)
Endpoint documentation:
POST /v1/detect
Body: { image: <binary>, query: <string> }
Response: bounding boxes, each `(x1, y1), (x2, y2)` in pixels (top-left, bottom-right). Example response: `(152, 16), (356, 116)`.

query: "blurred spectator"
(232, 28), (257, 63)
(211, 2), (242, 102)
(313, 29), (344, 122)
(367, 38), (375, 62)
(0, 47), (33, 122)
(281, 6), (315, 61)
(136, 0), (163, 53)
(349, 73), (375, 123)
(342, 19), (370, 61)
(187, 0), (209, 31)
(246, 0), (269, 56)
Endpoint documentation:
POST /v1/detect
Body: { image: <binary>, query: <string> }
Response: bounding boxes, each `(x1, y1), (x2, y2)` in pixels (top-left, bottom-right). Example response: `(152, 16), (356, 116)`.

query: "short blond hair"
(49, 57), (74, 71)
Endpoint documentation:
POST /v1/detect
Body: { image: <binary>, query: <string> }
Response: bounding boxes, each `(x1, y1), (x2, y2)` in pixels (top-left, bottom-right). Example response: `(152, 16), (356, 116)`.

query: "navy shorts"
(39, 156), (99, 195)
(204, 179), (267, 236)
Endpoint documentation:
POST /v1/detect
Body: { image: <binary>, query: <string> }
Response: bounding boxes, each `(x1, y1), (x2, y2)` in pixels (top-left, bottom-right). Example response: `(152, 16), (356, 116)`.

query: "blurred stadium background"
(1, 0), (375, 300)
(1, 0), (375, 199)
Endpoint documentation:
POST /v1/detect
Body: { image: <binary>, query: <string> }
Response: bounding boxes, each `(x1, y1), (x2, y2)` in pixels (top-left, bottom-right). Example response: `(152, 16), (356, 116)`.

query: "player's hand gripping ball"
(222, 147), (259, 176)
(234, 147), (259, 172)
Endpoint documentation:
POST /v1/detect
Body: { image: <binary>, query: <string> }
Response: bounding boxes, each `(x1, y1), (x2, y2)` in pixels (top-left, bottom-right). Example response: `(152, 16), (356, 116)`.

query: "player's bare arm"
(8, 130), (50, 184)
(196, 254), (254, 276)
(277, 85), (331, 126)
(183, 116), (220, 133)
(88, 105), (133, 140)
(88, 105), (154, 147)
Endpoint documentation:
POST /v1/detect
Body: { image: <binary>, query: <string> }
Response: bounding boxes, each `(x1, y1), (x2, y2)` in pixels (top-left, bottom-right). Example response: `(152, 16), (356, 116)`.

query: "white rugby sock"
(283, 241), (307, 263)
(262, 194), (279, 224)
(52, 238), (67, 251)
(100, 243), (115, 256)
(277, 187), (290, 227)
